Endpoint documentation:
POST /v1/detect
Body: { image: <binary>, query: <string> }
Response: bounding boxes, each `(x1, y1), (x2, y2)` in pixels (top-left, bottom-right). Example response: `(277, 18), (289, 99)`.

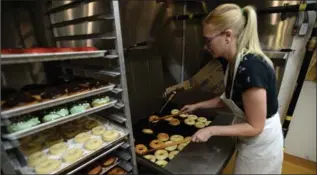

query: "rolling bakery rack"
(1, 0), (137, 174)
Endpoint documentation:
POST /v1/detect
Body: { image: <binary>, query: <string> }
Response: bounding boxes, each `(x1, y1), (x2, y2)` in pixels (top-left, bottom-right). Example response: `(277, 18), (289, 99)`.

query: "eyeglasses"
(205, 31), (225, 44)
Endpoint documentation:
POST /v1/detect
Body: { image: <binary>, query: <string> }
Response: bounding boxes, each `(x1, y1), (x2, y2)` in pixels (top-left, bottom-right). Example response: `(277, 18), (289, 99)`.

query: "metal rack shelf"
(109, 113), (127, 124)
(54, 33), (116, 41)
(46, 0), (97, 14)
(2, 100), (117, 140)
(1, 84), (115, 119)
(0, 50), (107, 65)
(62, 64), (121, 78)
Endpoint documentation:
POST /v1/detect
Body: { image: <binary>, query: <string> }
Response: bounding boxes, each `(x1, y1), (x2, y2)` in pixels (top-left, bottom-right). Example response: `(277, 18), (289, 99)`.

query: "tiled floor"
(222, 152), (317, 174)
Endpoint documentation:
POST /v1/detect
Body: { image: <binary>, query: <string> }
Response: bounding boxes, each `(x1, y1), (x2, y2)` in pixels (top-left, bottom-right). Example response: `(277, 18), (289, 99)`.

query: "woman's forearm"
(196, 96), (224, 109)
(210, 123), (263, 137)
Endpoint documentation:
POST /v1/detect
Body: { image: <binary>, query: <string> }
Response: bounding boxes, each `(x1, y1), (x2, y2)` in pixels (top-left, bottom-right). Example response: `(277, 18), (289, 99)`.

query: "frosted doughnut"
(157, 133), (169, 142)
(197, 117), (207, 123)
(187, 114), (198, 120)
(164, 141), (177, 151)
(135, 144), (148, 155)
(84, 138), (103, 151)
(205, 120), (212, 126)
(169, 118), (180, 126)
(154, 150), (168, 160)
(143, 154), (156, 162)
(170, 135), (184, 142)
(28, 151), (48, 167)
(62, 148), (83, 163)
(171, 109), (179, 115)
(177, 142), (188, 151)
(179, 113), (188, 118)
(102, 130), (120, 142)
(155, 160), (168, 167)
(149, 139), (163, 149)
(35, 159), (61, 174)
(49, 142), (68, 155)
(194, 121), (205, 129)
(74, 132), (91, 144)
(184, 118), (195, 126)
(168, 150), (179, 160)
(92, 126), (106, 136)
(142, 129), (154, 134)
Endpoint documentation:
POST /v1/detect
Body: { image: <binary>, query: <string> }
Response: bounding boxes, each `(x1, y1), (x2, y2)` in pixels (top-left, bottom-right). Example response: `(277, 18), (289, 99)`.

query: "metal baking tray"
(0, 50), (108, 65)
(1, 84), (115, 119)
(19, 115), (129, 175)
(2, 100), (118, 140)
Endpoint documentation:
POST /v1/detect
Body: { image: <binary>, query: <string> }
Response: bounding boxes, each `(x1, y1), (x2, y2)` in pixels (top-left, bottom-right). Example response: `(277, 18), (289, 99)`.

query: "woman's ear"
(224, 29), (233, 44)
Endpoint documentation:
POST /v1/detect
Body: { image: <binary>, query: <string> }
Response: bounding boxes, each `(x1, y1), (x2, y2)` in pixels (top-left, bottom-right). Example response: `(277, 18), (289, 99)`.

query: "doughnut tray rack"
(1, 1), (138, 175)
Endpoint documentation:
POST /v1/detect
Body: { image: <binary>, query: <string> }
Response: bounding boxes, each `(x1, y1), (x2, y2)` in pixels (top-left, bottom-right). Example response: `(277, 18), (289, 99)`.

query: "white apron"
(220, 53), (284, 174)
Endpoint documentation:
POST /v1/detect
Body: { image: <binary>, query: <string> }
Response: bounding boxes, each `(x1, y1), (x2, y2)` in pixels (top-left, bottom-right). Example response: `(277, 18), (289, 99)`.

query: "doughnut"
(7, 117), (40, 133)
(157, 133), (169, 142)
(103, 157), (118, 167)
(179, 113), (188, 118)
(184, 118), (195, 126)
(155, 160), (168, 167)
(177, 142), (188, 151)
(205, 120), (212, 126)
(70, 105), (86, 114)
(28, 151), (48, 167)
(49, 142), (68, 155)
(84, 138), (103, 151)
(168, 150), (179, 160)
(84, 119), (99, 129)
(135, 144), (148, 155)
(154, 149), (168, 160)
(194, 121), (205, 129)
(102, 130), (120, 142)
(164, 117), (174, 121)
(171, 109), (179, 115)
(164, 141), (177, 151)
(185, 136), (192, 143)
(43, 113), (63, 122)
(169, 118), (180, 126)
(92, 125), (106, 136)
(88, 165), (102, 175)
(20, 143), (42, 156)
(74, 132), (91, 144)
(143, 154), (156, 162)
(148, 115), (159, 123)
(197, 117), (207, 123)
(91, 96), (110, 107)
(149, 139), (163, 149)
(35, 159), (61, 174)
(142, 129), (153, 134)
(107, 167), (126, 175)
(45, 134), (64, 148)
(187, 114), (198, 120)
(170, 135), (184, 142)
(62, 148), (84, 163)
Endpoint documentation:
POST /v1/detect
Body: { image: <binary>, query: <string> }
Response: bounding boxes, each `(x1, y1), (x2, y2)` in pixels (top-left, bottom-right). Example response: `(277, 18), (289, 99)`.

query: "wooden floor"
(222, 152), (317, 174)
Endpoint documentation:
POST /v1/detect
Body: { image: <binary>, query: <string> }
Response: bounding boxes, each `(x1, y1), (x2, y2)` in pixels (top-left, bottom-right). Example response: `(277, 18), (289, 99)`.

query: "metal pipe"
(282, 18), (317, 138)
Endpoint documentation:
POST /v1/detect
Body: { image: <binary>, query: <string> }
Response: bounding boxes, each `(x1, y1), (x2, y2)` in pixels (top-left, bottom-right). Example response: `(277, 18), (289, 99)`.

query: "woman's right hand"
(180, 104), (199, 113)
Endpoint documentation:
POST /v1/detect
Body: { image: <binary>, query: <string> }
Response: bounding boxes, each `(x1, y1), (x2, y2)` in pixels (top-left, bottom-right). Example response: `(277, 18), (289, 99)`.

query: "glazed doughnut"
(179, 113), (188, 118)
(92, 125), (106, 136)
(149, 115), (159, 123)
(185, 136), (192, 143)
(88, 165), (102, 175)
(143, 154), (156, 162)
(103, 157), (118, 167)
(171, 109), (179, 115)
(168, 150), (179, 160)
(107, 167), (126, 175)
(74, 132), (91, 144)
(177, 142), (188, 151)
(28, 151), (48, 167)
(135, 144), (148, 155)
(49, 142), (68, 155)
(155, 160), (168, 167)
(184, 118), (195, 126)
(35, 159), (61, 174)
(154, 149), (168, 160)
(205, 120), (212, 126)
(164, 141), (177, 151)
(149, 139), (163, 149)
(187, 114), (198, 120)
(62, 148), (84, 163)
(169, 118), (180, 126)
(84, 138), (103, 151)
(102, 130), (120, 142)
(170, 135), (184, 142)
(157, 133), (169, 142)
(142, 129), (153, 134)
(197, 117), (207, 123)
(194, 121), (205, 129)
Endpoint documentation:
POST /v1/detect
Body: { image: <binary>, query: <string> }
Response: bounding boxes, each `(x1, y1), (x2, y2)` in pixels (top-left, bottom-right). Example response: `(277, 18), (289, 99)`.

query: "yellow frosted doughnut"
(184, 118), (195, 126)
(84, 138), (103, 151)
(102, 130), (120, 142)
(74, 132), (91, 144)
(155, 160), (168, 167)
(62, 148), (83, 163)
(177, 142), (188, 151)
(197, 117), (207, 123)
(205, 120), (212, 126)
(35, 159), (61, 174)
(154, 150), (168, 160)
(28, 151), (48, 167)
(49, 142), (68, 155)
(194, 121), (205, 129)
(170, 135), (184, 142)
(92, 126), (106, 136)
(164, 141), (177, 151)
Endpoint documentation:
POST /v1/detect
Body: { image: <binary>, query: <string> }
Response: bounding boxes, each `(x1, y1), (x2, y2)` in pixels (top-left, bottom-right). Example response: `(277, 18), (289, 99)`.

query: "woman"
(180, 4), (284, 174)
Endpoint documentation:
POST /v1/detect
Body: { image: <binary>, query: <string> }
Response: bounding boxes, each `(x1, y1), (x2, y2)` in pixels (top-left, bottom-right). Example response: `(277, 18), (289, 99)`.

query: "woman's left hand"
(192, 126), (215, 142)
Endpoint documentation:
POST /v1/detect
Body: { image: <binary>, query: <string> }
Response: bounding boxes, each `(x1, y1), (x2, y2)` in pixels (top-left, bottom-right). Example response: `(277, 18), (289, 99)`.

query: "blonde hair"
(203, 4), (273, 67)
